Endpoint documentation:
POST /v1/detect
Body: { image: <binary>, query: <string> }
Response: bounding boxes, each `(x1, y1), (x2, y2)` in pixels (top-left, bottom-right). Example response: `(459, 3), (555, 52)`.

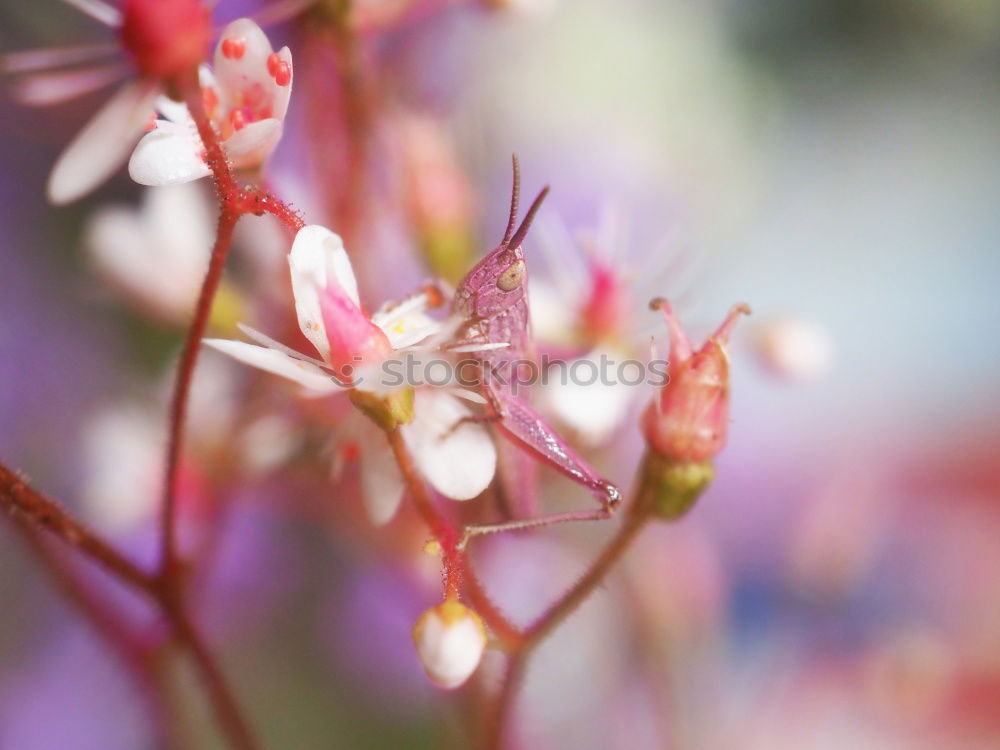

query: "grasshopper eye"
(497, 259), (526, 292)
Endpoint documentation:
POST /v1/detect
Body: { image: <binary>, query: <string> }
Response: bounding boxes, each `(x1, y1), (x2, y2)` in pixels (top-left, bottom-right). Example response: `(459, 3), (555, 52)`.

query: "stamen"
(229, 108), (247, 131)
(201, 85), (219, 118)
(266, 53), (292, 87)
(711, 303), (752, 342)
(649, 297), (692, 361)
(221, 37), (246, 60)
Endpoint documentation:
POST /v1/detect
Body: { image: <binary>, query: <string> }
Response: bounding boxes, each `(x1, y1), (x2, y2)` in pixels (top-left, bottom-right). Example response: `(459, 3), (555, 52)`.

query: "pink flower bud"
(412, 600), (487, 689)
(319, 285), (391, 375)
(121, 0), (211, 78)
(641, 299), (750, 463)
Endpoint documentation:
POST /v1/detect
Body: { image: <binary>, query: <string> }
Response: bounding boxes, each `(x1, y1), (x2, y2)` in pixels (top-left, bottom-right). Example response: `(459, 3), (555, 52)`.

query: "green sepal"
(635, 451), (714, 521)
(349, 388), (415, 432)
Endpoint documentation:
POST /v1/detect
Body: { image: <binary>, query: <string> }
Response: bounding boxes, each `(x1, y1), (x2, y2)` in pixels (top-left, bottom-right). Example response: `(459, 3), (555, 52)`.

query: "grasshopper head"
(453, 156), (548, 320)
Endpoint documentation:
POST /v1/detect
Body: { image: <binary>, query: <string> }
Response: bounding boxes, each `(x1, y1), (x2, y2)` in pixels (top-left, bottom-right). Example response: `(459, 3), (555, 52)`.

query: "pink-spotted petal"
(401, 390), (496, 501)
(268, 46), (293, 121)
(128, 120), (211, 186)
(288, 225), (360, 360)
(223, 117), (282, 168)
(213, 19), (291, 122)
(203, 339), (341, 394)
(47, 79), (159, 205)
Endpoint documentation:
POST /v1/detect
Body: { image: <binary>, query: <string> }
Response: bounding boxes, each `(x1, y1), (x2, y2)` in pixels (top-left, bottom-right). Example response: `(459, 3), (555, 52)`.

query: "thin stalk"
(0, 462), (154, 592)
(385, 427), (522, 642)
(487, 506), (651, 749)
(157, 208), (238, 580)
(10, 523), (174, 749)
(166, 604), (261, 750)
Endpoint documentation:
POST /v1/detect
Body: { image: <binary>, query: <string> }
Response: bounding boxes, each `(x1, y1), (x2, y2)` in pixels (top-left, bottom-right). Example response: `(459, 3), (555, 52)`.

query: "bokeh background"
(2, 0), (1000, 748)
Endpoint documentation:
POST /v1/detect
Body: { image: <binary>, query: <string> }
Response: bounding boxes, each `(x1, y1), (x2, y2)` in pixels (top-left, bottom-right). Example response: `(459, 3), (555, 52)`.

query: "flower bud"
(396, 114), (475, 284)
(121, 0), (212, 78)
(641, 299), (749, 463)
(412, 600), (487, 690)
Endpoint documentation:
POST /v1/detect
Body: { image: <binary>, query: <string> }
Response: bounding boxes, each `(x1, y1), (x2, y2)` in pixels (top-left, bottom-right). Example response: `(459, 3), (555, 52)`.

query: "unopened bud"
(642, 300), (749, 463)
(121, 0), (212, 78)
(412, 600), (487, 689)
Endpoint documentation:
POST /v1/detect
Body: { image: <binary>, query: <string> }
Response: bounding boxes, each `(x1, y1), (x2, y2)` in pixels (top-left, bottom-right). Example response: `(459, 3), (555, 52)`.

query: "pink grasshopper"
(442, 157), (622, 540)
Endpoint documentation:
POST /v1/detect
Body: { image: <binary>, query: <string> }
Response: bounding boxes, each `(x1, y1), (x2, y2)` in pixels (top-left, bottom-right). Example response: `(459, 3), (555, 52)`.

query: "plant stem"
(10, 522), (175, 749)
(157, 208), (238, 581)
(525, 507), (648, 643)
(2, 462), (261, 750)
(0, 462), (154, 592)
(385, 427), (523, 642)
(488, 506), (651, 749)
(166, 603), (261, 750)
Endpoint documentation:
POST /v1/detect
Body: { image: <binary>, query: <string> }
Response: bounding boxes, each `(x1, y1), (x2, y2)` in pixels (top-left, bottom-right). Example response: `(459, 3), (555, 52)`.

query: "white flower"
(204, 224), (497, 518)
(84, 183), (213, 323)
(540, 345), (637, 446)
(412, 600), (487, 689)
(129, 18), (292, 186)
(3, 0), (215, 204)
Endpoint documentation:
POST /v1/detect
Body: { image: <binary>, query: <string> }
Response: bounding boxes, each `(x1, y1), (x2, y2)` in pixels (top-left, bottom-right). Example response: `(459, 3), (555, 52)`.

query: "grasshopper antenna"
(508, 184), (550, 250)
(502, 154), (521, 245)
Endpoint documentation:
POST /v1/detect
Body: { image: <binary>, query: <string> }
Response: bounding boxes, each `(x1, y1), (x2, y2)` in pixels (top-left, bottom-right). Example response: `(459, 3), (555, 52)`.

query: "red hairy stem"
(0, 462), (155, 592)
(157, 206), (239, 582)
(2, 462), (260, 750)
(525, 507), (648, 643)
(10, 523), (175, 748)
(158, 69), (303, 581)
(385, 428), (523, 643)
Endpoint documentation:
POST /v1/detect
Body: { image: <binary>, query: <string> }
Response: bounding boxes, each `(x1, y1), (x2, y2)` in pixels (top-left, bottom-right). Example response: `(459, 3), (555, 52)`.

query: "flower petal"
(47, 79), (159, 204)
(203, 339), (342, 394)
(288, 225), (360, 360)
(371, 292), (442, 350)
(13, 64), (125, 107)
(542, 347), (635, 446)
(401, 390), (496, 501)
(358, 427), (405, 526)
(128, 120), (211, 186)
(223, 117), (282, 168)
(155, 92), (193, 123)
(213, 19), (291, 121)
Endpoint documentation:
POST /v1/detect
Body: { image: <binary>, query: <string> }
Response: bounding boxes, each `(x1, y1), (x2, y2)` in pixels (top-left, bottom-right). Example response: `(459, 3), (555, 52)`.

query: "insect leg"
(492, 387), (622, 509)
(458, 506), (615, 550)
